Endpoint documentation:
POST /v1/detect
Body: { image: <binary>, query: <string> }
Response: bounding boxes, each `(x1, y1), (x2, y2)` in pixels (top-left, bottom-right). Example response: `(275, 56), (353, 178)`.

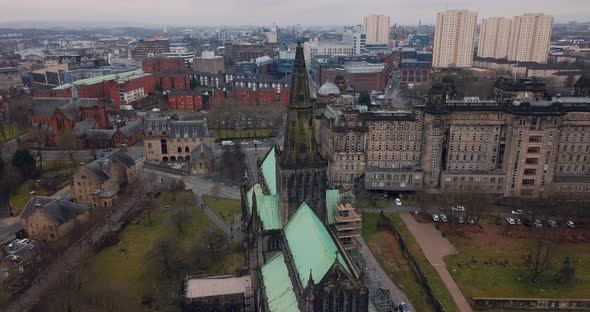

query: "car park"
(253, 140), (262, 145)
(440, 214), (448, 222)
(506, 217), (516, 225)
(398, 302), (411, 312)
(452, 205), (466, 212)
(432, 214), (440, 222)
(515, 218), (522, 225)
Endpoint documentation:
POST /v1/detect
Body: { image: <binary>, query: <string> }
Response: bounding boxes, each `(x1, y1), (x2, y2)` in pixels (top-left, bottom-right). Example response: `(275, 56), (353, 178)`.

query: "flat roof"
(185, 275), (251, 299)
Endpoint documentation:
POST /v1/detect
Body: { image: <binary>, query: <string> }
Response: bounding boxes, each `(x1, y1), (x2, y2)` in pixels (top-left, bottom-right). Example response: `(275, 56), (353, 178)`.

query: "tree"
(145, 235), (177, 278)
(357, 90), (371, 107)
(169, 209), (185, 234)
(169, 179), (186, 202)
(206, 228), (229, 259)
(11, 149), (39, 179)
(554, 256), (576, 284)
(333, 75), (347, 93)
(187, 241), (212, 273)
(524, 240), (553, 283)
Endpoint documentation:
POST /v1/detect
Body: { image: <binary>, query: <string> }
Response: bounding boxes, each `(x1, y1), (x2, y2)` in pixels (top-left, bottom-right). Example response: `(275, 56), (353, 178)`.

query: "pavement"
(193, 193), (243, 243)
(144, 168), (240, 200)
(356, 236), (413, 310)
(399, 213), (473, 312)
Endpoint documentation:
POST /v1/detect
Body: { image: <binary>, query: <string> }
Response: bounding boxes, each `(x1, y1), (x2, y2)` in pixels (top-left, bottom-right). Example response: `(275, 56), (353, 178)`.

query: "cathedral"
(241, 44), (369, 312)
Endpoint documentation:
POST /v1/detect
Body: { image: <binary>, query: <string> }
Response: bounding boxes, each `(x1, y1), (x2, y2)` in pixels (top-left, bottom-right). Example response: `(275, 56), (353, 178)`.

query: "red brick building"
(167, 91), (204, 112)
(29, 98), (109, 145)
(320, 68), (389, 92)
(142, 57), (186, 73)
(154, 73), (189, 91)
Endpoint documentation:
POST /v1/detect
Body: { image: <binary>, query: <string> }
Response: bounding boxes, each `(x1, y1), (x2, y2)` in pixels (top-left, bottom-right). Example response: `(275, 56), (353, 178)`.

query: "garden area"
(363, 214), (438, 312)
(33, 191), (245, 312)
(202, 195), (241, 225)
(444, 218), (590, 300)
(212, 129), (274, 141)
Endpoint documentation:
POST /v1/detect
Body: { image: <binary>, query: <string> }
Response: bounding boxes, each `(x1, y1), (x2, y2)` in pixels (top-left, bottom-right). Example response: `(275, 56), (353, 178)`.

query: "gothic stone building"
(318, 81), (590, 199)
(241, 44), (368, 312)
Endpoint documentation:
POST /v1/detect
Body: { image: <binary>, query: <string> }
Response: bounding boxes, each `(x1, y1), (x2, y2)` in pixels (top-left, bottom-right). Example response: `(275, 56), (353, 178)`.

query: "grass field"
(362, 214), (437, 312)
(203, 195), (241, 225)
(444, 219), (590, 300)
(357, 197), (390, 209)
(388, 214), (461, 312)
(71, 191), (245, 311)
(0, 124), (22, 143)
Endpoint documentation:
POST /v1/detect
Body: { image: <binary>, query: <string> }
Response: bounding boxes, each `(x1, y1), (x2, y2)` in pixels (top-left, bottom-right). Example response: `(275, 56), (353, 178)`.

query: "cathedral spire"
(281, 43), (319, 164)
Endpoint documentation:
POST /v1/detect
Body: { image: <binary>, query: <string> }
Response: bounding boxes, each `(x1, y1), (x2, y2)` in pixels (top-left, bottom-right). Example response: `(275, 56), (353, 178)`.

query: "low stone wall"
(473, 297), (590, 310)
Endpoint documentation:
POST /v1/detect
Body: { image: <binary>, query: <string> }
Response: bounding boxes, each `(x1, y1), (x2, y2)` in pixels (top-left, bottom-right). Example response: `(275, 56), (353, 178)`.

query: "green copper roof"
(261, 147), (277, 195)
(325, 189), (340, 225)
(54, 70), (144, 90)
(261, 252), (300, 312)
(284, 202), (350, 286)
(258, 194), (281, 230)
(246, 183), (281, 230)
(246, 183), (263, 214)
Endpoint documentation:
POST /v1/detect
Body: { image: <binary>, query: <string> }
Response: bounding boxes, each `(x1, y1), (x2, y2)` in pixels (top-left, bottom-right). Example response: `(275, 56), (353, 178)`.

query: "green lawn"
(213, 129), (274, 141)
(444, 220), (590, 300)
(357, 197), (390, 209)
(203, 195), (241, 225)
(73, 191), (245, 311)
(0, 124), (22, 143)
(362, 214), (437, 312)
(389, 214), (461, 312)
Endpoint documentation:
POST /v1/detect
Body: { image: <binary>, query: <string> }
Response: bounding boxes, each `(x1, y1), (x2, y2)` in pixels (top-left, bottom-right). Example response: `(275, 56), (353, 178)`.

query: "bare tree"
(169, 209), (185, 234)
(145, 235), (177, 278)
(524, 240), (554, 283)
(206, 228), (229, 259)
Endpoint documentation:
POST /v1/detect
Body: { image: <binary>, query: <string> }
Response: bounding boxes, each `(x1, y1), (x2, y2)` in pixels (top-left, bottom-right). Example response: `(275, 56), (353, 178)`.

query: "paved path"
(144, 168), (240, 199)
(193, 193), (243, 243)
(399, 213), (473, 312)
(356, 237), (412, 310)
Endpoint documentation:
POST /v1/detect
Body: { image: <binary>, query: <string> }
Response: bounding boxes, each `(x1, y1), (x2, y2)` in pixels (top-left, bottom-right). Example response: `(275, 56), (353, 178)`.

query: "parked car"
(534, 219), (543, 228)
(452, 205), (466, 212)
(395, 198), (402, 206)
(432, 214), (440, 222)
(506, 217), (516, 225)
(253, 140), (262, 145)
(458, 216), (465, 224)
(440, 214), (448, 222)
(567, 221), (576, 228)
(548, 220), (558, 228)
(398, 302), (411, 312)
(515, 218), (522, 225)
(240, 141), (249, 145)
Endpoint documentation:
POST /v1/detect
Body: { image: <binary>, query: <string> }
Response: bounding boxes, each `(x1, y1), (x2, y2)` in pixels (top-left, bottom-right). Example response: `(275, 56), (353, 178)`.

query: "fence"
(473, 297), (590, 310)
(376, 212), (448, 312)
(144, 161), (188, 176)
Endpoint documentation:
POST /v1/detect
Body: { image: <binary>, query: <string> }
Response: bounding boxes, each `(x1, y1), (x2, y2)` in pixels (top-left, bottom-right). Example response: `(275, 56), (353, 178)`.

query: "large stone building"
(241, 44), (368, 312)
(20, 196), (90, 241)
(144, 116), (215, 175)
(317, 80), (590, 199)
(72, 150), (141, 208)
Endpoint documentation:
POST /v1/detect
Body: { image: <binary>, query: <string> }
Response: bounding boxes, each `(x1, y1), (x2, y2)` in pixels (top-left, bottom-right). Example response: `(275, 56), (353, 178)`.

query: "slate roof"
(325, 189), (340, 225)
(190, 143), (213, 160)
(260, 147), (277, 195)
(73, 119), (96, 137)
(20, 196), (89, 225)
(261, 252), (300, 312)
(85, 129), (116, 143)
(169, 120), (210, 138)
(82, 149), (136, 182)
(31, 98), (98, 119)
(118, 119), (143, 137)
(284, 202), (350, 286)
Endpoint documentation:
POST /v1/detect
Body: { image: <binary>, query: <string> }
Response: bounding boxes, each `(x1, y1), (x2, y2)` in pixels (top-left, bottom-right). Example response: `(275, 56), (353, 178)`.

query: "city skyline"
(1, 0), (589, 28)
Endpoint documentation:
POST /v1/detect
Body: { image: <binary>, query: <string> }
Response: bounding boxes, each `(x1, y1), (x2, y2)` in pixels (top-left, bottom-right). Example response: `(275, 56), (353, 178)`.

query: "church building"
(241, 43), (368, 312)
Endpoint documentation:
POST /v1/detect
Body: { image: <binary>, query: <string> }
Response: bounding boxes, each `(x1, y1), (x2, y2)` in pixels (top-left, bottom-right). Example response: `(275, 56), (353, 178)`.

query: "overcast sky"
(1, 0), (589, 27)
